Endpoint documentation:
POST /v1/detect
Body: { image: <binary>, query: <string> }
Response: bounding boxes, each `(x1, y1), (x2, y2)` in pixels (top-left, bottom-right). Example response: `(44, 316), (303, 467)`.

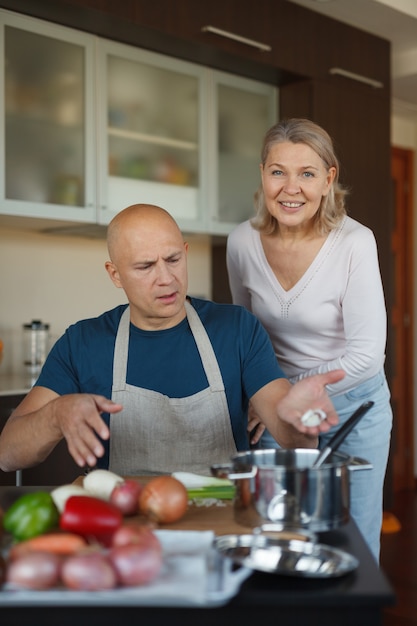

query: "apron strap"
(112, 306), (130, 391)
(113, 302), (225, 393)
(184, 300), (225, 393)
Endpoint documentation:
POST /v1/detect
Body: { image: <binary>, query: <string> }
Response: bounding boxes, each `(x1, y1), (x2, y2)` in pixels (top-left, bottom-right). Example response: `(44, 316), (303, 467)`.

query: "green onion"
(187, 485), (235, 500)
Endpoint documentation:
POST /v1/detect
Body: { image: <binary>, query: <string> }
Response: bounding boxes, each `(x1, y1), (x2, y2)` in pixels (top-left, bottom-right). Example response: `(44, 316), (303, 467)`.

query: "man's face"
(106, 219), (189, 330)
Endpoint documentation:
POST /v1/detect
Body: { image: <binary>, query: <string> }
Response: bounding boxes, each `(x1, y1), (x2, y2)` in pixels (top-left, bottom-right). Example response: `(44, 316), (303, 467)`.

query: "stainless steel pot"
(211, 448), (372, 532)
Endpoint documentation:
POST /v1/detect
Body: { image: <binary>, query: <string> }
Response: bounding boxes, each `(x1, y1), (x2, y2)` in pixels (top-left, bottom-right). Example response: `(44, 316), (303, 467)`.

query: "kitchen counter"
(0, 373), (30, 396)
(0, 485), (395, 626)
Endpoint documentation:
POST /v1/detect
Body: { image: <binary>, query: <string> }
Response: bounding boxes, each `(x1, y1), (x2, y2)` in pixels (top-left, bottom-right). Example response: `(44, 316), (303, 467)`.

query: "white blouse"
(226, 216), (387, 397)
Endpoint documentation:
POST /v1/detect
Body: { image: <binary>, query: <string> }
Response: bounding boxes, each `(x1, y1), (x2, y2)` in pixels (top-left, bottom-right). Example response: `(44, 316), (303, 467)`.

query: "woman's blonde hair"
(251, 118), (348, 235)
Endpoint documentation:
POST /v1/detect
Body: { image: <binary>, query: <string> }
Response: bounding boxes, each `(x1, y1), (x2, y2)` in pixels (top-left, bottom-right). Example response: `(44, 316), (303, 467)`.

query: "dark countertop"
(0, 485), (395, 626)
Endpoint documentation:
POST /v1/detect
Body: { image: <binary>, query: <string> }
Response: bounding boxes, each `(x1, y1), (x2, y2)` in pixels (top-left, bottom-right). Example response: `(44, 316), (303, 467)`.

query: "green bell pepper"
(3, 491), (59, 541)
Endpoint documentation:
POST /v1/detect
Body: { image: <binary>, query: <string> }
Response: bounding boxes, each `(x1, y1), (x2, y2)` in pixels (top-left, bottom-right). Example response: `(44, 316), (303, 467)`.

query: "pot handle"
(211, 463), (257, 480)
(348, 456), (373, 471)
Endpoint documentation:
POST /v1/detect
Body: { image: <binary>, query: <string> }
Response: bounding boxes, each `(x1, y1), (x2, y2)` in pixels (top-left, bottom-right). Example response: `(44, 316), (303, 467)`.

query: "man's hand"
(277, 369), (345, 435)
(51, 394), (123, 467)
(247, 402), (266, 445)
(0, 390), (123, 473)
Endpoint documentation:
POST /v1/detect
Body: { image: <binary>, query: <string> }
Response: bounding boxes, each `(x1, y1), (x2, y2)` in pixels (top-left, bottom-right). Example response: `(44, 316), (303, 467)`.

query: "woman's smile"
(261, 141), (334, 229)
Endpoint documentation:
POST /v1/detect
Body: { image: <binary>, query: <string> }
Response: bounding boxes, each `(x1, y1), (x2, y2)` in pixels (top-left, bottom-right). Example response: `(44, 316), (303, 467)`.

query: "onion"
(110, 479), (142, 516)
(111, 523), (161, 553)
(50, 484), (89, 513)
(6, 551), (61, 590)
(139, 476), (188, 524)
(61, 551), (117, 591)
(109, 543), (162, 587)
(83, 469), (124, 500)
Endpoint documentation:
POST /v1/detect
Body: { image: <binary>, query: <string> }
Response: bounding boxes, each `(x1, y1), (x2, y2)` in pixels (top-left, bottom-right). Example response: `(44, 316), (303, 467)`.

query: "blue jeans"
(259, 371), (393, 562)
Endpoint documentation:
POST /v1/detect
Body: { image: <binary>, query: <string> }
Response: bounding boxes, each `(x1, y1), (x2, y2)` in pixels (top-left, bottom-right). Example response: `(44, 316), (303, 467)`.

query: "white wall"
(0, 227), (211, 374)
(391, 102), (417, 474)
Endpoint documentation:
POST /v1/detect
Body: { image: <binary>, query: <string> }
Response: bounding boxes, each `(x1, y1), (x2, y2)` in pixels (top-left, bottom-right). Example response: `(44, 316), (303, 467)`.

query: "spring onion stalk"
(172, 471), (235, 500)
(186, 486), (235, 500)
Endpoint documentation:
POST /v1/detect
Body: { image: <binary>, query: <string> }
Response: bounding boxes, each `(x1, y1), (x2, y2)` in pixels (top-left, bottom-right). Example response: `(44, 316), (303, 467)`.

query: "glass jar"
(23, 320), (50, 384)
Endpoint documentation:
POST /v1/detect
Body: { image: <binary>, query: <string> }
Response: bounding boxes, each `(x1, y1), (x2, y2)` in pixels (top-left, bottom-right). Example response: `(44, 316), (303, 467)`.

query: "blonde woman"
(227, 118), (392, 562)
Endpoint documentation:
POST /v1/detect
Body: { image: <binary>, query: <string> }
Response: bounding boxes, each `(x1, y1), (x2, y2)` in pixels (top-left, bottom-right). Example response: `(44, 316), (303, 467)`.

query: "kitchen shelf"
(108, 127), (198, 151)
(6, 113), (83, 132)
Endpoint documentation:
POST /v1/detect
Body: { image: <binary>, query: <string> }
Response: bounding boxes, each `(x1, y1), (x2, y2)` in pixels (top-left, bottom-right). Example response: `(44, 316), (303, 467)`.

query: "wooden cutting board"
(73, 475), (253, 536)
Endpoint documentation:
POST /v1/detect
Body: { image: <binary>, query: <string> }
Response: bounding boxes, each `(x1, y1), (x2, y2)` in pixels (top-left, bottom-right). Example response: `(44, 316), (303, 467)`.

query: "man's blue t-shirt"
(36, 297), (285, 465)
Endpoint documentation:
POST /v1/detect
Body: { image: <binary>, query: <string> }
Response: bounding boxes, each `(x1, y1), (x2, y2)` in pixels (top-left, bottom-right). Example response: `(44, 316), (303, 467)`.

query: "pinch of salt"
(301, 408), (327, 427)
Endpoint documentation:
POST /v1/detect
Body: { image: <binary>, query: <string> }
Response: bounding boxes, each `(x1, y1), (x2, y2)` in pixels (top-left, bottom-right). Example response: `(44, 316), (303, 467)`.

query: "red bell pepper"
(60, 495), (122, 547)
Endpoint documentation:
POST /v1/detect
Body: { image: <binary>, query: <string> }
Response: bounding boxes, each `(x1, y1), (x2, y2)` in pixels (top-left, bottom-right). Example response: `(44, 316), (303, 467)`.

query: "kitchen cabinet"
(208, 70), (277, 234)
(0, 1), (389, 236)
(268, 1), (389, 90)
(97, 39), (206, 231)
(96, 37), (277, 232)
(0, 394), (21, 486)
(0, 2), (391, 277)
(0, 388), (80, 487)
(132, 0), (275, 68)
(20, 440), (81, 487)
(138, 0), (377, 92)
(90, 0), (389, 95)
(0, 10), (277, 235)
(1, 10), (97, 223)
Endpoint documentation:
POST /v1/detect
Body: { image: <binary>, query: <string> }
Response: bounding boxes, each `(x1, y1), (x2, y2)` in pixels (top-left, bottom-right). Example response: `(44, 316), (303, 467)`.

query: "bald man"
(0, 204), (344, 476)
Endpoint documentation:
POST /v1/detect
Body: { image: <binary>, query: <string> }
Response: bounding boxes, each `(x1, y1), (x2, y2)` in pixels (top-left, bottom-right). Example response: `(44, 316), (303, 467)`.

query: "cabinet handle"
(201, 25), (272, 52)
(329, 67), (384, 89)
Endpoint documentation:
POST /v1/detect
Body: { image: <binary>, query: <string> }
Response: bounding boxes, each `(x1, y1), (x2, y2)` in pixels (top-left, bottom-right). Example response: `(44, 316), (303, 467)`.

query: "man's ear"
(105, 260), (122, 288)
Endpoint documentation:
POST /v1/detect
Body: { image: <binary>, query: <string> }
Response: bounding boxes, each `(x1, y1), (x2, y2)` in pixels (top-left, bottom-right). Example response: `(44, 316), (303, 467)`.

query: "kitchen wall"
(0, 227), (211, 374)
(391, 102), (417, 474)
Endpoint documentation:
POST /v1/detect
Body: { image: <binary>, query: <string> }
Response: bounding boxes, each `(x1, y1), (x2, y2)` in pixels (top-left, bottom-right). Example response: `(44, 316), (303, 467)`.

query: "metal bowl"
(215, 533), (359, 578)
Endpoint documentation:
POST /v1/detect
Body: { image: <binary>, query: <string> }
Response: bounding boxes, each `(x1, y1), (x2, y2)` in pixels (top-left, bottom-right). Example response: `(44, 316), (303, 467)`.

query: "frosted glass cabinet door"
(1, 13), (95, 222)
(98, 41), (206, 230)
(211, 72), (277, 233)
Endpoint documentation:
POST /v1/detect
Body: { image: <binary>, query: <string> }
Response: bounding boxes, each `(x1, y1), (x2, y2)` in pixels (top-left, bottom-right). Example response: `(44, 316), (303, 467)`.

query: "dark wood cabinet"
(132, 0), (275, 66)
(0, 393), (81, 487)
(0, 394), (21, 485)
(20, 440), (81, 486)
(269, 1), (389, 88)
(0, 0), (390, 82)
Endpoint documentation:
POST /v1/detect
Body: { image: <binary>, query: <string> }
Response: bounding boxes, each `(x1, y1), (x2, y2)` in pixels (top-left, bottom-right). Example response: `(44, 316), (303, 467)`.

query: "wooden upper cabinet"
(3, 1), (390, 95)
(270, 2), (390, 95)
(131, 0), (389, 92)
(132, 0), (275, 66)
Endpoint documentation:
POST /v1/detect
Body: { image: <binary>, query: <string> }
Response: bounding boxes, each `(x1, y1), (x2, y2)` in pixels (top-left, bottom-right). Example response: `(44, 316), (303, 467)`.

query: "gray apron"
(109, 301), (237, 475)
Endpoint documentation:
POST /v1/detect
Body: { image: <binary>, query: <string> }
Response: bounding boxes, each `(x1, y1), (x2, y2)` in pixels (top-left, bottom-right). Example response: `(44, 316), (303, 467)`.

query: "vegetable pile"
(0, 470), (189, 592)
